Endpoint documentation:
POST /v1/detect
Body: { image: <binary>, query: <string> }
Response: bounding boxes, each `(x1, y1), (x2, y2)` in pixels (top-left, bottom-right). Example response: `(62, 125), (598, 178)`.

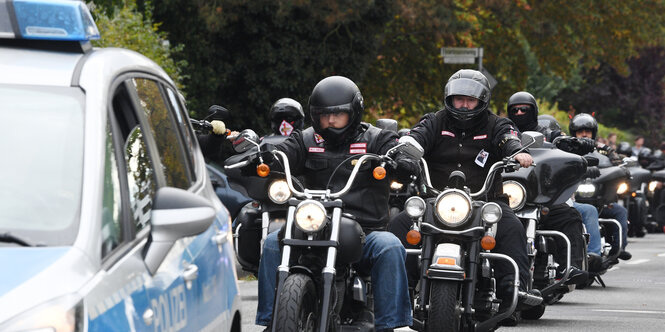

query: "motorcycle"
(224, 130), (300, 275)
(226, 131), (424, 332)
(617, 158), (651, 238)
(403, 142), (538, 332)
(574, 151), (628, 286)
(501, 132), (592, 319)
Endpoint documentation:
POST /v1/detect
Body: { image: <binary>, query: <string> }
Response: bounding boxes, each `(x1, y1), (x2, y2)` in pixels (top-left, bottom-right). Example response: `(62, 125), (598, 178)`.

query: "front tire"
(274, 274), (318, 332)
(427, 281), (461, 332)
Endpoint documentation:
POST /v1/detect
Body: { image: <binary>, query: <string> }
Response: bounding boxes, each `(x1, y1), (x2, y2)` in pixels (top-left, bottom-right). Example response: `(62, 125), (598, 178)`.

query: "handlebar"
(274, 150), (389, 199)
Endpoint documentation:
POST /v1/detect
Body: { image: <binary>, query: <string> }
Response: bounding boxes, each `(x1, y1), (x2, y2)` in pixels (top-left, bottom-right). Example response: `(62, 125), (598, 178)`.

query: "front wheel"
(427, 281), (461, 332)
(274, 274), (318, 332)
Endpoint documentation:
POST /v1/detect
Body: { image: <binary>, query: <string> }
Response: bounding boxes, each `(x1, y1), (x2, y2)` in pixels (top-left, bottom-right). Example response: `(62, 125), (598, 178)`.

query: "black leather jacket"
(275, 123), (399, 231)
(409, 110), (525, 197)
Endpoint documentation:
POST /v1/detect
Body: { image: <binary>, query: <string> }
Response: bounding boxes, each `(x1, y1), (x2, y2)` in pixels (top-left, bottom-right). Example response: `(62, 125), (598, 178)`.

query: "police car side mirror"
(397, 135), (424, 160)
(521, 131), (544, 148)
(144, 187), (216, 274)
(232, 129), (260, 153)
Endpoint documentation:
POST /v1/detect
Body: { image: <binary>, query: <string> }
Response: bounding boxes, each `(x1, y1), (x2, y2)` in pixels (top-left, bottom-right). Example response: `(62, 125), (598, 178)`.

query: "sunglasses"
(509, 106), (531, 115)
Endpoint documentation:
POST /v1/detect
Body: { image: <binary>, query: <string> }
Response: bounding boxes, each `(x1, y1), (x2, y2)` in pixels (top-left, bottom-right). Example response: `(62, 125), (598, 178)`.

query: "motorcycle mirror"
(205, 104), (230, 121)
(376, 119), (399, 133)
(232, 129), (260, 153)
(584, 156), (600, 167)
(397, 135), (424, 160)
(448, 170), (466, 189)
(521, 131), (544, 148)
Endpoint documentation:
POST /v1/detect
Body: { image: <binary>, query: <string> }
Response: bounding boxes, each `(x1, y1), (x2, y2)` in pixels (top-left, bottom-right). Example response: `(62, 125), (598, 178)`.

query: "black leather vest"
(426, 113), (503, 197)
(300, 125), (390, 231)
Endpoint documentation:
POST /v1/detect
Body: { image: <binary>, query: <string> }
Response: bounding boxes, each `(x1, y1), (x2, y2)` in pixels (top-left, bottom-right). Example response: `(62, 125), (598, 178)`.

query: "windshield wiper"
(0, 232), (34, 247)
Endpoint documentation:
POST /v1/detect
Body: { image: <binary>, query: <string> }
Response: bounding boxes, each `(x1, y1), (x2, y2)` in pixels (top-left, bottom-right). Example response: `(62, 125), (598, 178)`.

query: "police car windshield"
(0, 84), (83, 245)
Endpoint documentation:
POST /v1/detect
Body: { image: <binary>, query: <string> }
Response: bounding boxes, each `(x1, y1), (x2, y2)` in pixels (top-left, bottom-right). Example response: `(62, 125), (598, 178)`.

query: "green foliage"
(91, 0), (188, 89)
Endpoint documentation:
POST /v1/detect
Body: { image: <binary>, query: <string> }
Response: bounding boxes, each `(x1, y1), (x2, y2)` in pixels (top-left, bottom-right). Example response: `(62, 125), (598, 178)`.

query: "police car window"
(165, 87), (197, 178)
(0, 84), (83, 245)
(111, 83), (156, 233)
(132, 78), (192, 189)
(102, 121), (123, 256)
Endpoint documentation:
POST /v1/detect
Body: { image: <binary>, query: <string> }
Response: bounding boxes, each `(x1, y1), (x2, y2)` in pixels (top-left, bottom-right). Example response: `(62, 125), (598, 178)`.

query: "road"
(238, 233), (665, 331)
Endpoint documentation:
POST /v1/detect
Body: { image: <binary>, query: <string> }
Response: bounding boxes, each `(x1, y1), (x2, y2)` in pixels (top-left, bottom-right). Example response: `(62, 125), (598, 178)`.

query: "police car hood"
(0, 246), (95, 323)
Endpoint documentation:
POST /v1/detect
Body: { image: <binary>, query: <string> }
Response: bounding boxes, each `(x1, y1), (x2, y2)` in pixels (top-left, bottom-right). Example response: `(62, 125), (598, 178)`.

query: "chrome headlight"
(268, 179), (291, 204)
(481, 202), (502, 224)
(649, 181), (659, 193)
(434, 189), (472, 227)
(502, 180), (526, 210)
(405, 196), (426, 218)
(294, 200), (327, 233)
(616, 182), (629, 195)
(577, 182), (596, 198)
(390, 181), (404, 191)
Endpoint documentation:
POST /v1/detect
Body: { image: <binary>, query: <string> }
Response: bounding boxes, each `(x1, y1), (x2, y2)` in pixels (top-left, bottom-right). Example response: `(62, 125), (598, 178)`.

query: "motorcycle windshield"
(0, 84), (84, 245)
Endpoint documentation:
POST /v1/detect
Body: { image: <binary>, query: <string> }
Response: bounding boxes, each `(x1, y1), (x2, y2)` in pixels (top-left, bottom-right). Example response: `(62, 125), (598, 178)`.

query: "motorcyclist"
(569, 113), (632, 261)
(506, 92), (589, 281)
(388, 70), (534, 326)
(254, 76), (415, 332)
(196, 105), (235, 165)
(268, 97), (304, 136)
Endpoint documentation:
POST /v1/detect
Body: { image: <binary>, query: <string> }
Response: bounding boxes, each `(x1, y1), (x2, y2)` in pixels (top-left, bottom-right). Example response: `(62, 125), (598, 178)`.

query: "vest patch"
(308, 147), (325, 153)
(473, 134), (487, 140)
(314, 133), (325, 144)
(441, 130), (455, 137)
(475, 149), (489, 167)
(350, 143), (367, 148)
(279, 120), (294, 136)
(350, 148), (366, 154)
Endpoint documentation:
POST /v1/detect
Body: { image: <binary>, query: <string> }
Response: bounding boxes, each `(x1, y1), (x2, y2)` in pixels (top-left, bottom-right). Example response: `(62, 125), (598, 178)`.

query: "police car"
(0, 1), (242, 331)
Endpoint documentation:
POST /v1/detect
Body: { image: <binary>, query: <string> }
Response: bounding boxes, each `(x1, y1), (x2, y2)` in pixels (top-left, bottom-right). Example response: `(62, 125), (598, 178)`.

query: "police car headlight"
(268, 179), (291, 204)
(435, 189), (472, 227)
(390, 181), (404, 191)
(577, 183), (596, 198)
(502, 181), (526, 210)
(0, 293), (83, 332)
(405, 196), (426, 218)
(617, 182), (629, 195)
(295, 200), (327, 233)
(649, 181), (659, 193)
(481, 202), (502, 224)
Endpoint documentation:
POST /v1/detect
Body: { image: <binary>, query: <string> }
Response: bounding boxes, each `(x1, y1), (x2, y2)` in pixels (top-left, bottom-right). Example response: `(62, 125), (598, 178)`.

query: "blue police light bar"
(0, 0), (100, 41)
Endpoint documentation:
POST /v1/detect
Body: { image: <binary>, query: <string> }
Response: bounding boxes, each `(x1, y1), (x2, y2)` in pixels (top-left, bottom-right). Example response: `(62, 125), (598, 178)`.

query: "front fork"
(271, 205), (342, 332)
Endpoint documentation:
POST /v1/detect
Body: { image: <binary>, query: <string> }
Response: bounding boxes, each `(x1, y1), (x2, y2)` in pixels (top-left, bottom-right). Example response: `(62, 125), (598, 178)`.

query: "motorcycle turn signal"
(406, 229), (421, 245)
(373, 166), (386, 180)
(257, 163), (270, 177)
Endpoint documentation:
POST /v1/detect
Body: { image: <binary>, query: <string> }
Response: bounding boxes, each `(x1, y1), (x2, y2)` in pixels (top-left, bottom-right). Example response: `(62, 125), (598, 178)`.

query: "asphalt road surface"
(238, 233), (665, 331)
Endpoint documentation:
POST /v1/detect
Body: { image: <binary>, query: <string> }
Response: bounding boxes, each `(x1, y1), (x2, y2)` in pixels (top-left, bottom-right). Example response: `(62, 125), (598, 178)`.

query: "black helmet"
(309, 76), (364, 143)
(568, 113), (598, 139)
(617, 141), (632, 156)
(444, 69), (491, 129)
(537, 114), (561, 132)
(269, 98), (304, 136)
(507, 91), (538, 131)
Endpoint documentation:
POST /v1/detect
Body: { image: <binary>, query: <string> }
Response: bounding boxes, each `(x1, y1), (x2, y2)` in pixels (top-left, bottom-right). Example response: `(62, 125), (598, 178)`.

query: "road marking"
(593, 309), (665, 315)
(657, 252), (665, 257)
(626, 258), (650, 265)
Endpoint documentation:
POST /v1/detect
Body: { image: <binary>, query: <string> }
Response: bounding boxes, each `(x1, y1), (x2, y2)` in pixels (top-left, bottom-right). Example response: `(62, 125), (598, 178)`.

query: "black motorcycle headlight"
(502, 180), (526, 210)
(390, 181), (404, 191)
(268, 179), (291, 204)
(434, 189), (472, 227)
(616, 182), (629, 195)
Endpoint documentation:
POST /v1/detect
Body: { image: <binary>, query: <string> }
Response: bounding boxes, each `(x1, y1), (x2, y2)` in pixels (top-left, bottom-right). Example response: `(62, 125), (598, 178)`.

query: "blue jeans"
(600, 204), (628, 250)
(573, 202), (601, 255)
(256, 230), (413, 330)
